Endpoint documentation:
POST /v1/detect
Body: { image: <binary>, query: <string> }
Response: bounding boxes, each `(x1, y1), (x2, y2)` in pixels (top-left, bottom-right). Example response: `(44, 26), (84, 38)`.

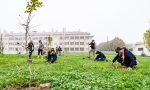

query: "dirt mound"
(3, 83), (52, 90)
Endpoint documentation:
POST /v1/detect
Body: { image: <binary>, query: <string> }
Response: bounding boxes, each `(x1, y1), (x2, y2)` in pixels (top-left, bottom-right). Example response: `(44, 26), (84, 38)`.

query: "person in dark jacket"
(58, 46), (62, 56)
(88, 40), (96, 58)
(95, 51), (106, 61)
(38, 40), (44, 56)
(27, 41), (34, 59)
(112, 47), (137, 70)
(47, 48), (57, 63)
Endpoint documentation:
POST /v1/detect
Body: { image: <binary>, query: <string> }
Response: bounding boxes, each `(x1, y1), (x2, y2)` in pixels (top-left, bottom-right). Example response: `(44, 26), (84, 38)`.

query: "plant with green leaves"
(1, 54), (150, 89)
(144, 30), (150, 51)
(25, 0), (43, 13)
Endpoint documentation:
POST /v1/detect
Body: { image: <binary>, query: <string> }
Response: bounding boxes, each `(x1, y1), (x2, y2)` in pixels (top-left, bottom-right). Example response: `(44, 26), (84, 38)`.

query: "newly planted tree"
(23, 0), (43, 88)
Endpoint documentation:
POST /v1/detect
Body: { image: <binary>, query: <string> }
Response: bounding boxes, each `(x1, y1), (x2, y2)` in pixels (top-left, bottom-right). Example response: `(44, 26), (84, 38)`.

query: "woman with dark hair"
(112, 47), (138, 70)
(47, 48), (57, 63)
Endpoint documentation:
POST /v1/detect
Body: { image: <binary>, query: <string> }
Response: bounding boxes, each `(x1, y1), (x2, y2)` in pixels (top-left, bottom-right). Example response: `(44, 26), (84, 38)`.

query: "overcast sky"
(0, 0), (150, 44)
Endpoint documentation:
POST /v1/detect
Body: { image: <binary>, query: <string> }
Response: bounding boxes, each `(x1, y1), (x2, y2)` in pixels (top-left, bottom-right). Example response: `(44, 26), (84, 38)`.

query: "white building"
(1, 30), (94, 54)
(127, 42), (150, 56)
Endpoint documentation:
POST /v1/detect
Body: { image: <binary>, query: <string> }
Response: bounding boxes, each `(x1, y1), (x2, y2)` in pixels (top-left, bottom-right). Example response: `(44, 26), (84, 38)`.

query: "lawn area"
(0, 53), (150, 90)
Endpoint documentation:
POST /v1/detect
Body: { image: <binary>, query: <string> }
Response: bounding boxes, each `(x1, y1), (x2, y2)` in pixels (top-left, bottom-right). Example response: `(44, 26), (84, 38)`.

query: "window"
(64, 48), (69, 51)
(75, 36), (79, 40)
(9, 42), (14, 45)
(60, 37), (63, 40)
(80, 36), (84, 39)
(138, 48), (143, 51)
(80, 48), (84, 51)
(70, 48), (74, 51)
(15, 37), (19, 40)
(70, 42), (74, 45)
(80, 42), (84, 45)
(65, 36), (69, 40)
(9, 47), (14, 51)
(70, 36), (74, 39)
(85, 36), (89, 39)
(65, 42), (69, 45)
(9, 38), (14, 40)
(75, 48), (79, 51)
(75, 42), (79, 45)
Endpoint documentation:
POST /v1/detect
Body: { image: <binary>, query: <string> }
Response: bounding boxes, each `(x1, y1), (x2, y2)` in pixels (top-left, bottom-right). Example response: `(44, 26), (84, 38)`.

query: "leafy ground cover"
(0, 53), (150, 90)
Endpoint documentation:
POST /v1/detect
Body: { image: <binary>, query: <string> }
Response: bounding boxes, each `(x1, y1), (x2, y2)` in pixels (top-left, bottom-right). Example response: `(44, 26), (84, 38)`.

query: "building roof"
(135, 42), (144, 45)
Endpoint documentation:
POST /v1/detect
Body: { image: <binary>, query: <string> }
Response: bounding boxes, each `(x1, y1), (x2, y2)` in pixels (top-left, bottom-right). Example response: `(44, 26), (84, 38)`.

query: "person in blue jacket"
(112, 47), (137, 70)
(95, 51), (106, 61)
(47, 48), (57, 63)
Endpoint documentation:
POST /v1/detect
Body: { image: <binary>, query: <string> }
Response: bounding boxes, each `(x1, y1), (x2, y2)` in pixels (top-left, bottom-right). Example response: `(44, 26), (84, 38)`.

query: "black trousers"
(38, 49), (43, 55)
(29, 50), (33, 59)
(117, 58), (137, 68)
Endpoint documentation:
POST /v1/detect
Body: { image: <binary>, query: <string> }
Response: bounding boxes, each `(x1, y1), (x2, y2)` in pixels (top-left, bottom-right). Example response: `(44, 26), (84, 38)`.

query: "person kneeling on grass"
(95, 51), (106, 61)
(112, 47), (138, 70)
(47, 48), (57, 63)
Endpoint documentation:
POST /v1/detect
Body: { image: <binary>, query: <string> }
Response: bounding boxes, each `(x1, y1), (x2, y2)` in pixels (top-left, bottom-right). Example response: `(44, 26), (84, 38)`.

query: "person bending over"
(95, 51), (106, 61)
(112, 47), (138, 70)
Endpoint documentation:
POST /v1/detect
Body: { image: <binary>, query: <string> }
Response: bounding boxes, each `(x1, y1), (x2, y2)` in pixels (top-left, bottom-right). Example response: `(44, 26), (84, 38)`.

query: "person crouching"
(112, 47), (138, 70)
(47, 48), (57, 63)
(95, 51), (106, 61)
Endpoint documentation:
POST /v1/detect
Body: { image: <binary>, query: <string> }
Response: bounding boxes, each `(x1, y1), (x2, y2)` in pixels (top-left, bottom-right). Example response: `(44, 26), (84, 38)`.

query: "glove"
(127, 67), (132, 70)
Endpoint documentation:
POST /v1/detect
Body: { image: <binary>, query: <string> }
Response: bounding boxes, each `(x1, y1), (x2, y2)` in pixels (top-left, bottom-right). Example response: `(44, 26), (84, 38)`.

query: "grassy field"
(0, 53), (150, 90)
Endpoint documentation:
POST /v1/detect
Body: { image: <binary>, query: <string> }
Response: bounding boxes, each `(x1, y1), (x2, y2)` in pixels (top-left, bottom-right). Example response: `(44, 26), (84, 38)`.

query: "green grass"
(0, 53), (150, 90)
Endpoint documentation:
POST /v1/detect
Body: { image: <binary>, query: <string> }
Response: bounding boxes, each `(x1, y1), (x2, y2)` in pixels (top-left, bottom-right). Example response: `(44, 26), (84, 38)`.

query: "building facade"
(127, 42), (150, 56)
(1, 30), (94, 54)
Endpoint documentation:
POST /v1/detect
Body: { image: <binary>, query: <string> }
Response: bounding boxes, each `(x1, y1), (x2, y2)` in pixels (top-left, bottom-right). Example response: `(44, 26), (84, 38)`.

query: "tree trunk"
(25, 13), (32, 54)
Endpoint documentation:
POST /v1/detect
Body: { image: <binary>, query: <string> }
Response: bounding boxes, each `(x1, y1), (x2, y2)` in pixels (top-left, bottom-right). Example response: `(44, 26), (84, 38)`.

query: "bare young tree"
(22, 0), (43, 53)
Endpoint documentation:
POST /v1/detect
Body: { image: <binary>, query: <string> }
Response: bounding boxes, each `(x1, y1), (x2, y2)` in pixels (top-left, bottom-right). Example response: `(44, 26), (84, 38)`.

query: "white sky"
(0, 0), (150, 44)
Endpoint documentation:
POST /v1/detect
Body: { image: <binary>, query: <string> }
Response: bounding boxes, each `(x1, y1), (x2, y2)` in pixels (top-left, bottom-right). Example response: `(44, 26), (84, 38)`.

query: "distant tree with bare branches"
(97, 37), (125, 51)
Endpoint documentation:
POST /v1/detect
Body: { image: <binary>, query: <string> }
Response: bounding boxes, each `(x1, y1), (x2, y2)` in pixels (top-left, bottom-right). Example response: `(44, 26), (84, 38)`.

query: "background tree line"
(97, 37), (125, 51)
